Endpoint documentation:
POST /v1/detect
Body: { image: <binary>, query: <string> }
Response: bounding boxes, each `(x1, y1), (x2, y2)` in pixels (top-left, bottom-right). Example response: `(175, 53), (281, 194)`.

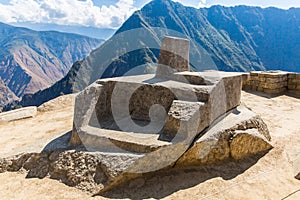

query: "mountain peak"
(7, 3), (300, 109)
(146, 0), (176, 8)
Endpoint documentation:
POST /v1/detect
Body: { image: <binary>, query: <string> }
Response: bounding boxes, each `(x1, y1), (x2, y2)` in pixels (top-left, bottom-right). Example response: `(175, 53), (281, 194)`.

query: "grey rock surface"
(70, 70), (244, 193)
(0, 150), (141, 193)
(156, 36), (190, 78)
(0, 79), (18, 109)
(176, 105), (272, 166)
(0, 106), (37, 122)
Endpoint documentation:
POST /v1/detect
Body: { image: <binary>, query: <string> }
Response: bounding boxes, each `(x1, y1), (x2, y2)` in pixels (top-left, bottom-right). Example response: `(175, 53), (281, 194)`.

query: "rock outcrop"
(176, 105), (272, 166)
(0, 79), (18, 109)
(0, 103), (272, 195)
(0, 150), (141, 193)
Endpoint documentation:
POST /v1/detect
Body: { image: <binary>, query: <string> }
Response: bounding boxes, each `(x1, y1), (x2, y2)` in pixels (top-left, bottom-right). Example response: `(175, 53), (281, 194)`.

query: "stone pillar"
(156, 36), (190, 78)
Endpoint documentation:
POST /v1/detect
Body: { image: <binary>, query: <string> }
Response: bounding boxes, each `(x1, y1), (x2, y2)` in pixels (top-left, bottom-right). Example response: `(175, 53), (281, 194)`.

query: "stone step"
(78, 126), (171, 153)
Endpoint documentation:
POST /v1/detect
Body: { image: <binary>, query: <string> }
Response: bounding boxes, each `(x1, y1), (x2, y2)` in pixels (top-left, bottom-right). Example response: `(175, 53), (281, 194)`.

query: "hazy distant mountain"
(10, 22), (115, 40)
(0, 22), (103, 99)
(7, 0), (300, 108)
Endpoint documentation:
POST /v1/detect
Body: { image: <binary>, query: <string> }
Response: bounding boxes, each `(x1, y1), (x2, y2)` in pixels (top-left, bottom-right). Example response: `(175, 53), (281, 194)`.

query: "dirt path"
(0, 95), (75, 158)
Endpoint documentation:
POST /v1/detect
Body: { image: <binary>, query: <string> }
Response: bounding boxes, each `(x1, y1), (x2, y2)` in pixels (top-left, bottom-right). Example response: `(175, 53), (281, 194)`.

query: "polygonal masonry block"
(156, 36), (190, 78)
(158, 100), (206, 142)
(288, 84), (297, 90)
(289, 78), (300, 84)
(263, 88), (286, 94)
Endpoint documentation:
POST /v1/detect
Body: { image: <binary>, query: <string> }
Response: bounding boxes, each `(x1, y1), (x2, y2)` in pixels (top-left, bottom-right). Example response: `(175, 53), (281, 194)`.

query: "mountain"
(0, 22), (103, 98)
(10, 23), (115, 40)
(6, 0), (300, 108)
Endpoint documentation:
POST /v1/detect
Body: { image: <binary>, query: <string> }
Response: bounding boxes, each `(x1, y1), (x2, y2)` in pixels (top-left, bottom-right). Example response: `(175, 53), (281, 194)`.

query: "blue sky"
(0, 0), (299, 29)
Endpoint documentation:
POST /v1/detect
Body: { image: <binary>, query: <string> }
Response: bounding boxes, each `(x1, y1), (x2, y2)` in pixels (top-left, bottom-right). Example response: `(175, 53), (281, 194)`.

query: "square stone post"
(156, 36), (190, 78)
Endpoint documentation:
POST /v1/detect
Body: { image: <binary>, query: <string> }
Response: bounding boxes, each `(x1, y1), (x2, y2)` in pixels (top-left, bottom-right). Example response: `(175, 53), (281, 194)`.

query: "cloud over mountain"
(0, 0), (137, 28)
(197, 0), (207, 8)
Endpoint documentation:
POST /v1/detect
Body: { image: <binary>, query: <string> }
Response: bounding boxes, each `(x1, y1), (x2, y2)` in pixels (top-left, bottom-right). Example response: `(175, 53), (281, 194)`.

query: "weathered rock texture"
(243, 71), (288, 94)
(0, 150), (141, 193)
(176, 105), (272, 166)
(288, 73), (300, 94)
(0, 103), (272, 195)
(0, 106), (37, 122)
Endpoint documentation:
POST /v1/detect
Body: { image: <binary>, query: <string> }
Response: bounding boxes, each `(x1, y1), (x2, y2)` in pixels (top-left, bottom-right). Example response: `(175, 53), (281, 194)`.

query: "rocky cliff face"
(0, 22), (103, 99)
(8, 0), (300, 108)
(0, 79), (18, 109)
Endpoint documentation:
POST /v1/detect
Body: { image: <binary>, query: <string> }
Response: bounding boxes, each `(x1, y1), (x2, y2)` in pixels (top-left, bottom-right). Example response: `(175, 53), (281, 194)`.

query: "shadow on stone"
(243, 89), (284, 99)
(42, 131), (74, 152)
(101, 151), (269, 199)
(244, 89), (300, 100)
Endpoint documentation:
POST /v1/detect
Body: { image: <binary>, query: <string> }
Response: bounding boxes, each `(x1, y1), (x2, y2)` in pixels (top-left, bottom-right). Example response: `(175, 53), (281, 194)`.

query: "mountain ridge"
(5, 0), (300, 109)
(9, 22), (115, 40)
(0, 22), (103, 103)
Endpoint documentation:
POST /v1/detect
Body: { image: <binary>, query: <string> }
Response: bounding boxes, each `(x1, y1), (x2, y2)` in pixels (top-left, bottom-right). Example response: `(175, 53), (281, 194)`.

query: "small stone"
(0, 106), (37, 122)
(296, 172), (300, 180)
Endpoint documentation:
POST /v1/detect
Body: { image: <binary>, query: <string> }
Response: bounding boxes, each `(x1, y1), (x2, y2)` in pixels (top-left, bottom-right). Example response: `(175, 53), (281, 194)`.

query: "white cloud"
(0, 0), (137, 28)
(172, 0), (209, 8)
(197, 0), (208, 8)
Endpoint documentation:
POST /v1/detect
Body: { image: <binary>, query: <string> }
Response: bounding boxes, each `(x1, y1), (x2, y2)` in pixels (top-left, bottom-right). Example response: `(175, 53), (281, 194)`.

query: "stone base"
(0, 150), (142, 194)
(71, 72), (243, 193)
